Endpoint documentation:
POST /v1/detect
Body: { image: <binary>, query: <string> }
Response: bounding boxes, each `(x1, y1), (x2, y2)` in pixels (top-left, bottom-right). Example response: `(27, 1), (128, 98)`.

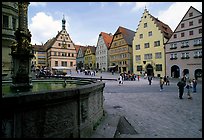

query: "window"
(135, 45), (140, 50)
(144, 53), (152, 60)
(181, 32), (185, 37)
(181, 52), (190, 59)
(70, 62), (73, 67)
(194, 50), (202, 58)
(61, 61), (67, 67)
(137, 65), (142, 71)
(55, 61), (58, 66)
(58, 52), (61, 56)
(181, 41), (189, 47)
(68, 44), (70, 47)
(72, 53), (74, 57)
(3, 15), (9, 28)
(144, 23), (147, 28)
(139, 34), (143, 39)
(135, 55), (141, 61)
(170, 43), (177, 49)
(148, 31), (152, 36)
(189, 30), (193, 35)
(181, 23), (184, 28)
(12, 17), (16, 30)
(154, 41), (160, 47)
(155, 52), (162, 59)
(144, 43), (150, 48)
(194, 39), (202, 46)
(189, 12), (193, 17)
(173, 34), (177, 38)
(156, 64), (162, 71)
(189, 21), (193, 26)
(54, 52), (57, 56)
(199, 28), (202, 34)
(58, 43), (61, 46)
(170, 53), (177, 60)
(198, 18), (202, 24)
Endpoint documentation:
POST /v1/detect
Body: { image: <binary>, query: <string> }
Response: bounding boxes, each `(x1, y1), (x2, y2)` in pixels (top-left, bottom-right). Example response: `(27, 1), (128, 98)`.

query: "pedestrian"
(163, 76), (167, 85)
(177, 77), (186, 99)
(118, 73), (123, 85)
(137, 75), (140, 81)
(192, 79), (197, 93)
(160, 77), (164, 92)
(148, 76), (152, 85)
(186, 79), (192, 99)
(166, 76), (170, 85)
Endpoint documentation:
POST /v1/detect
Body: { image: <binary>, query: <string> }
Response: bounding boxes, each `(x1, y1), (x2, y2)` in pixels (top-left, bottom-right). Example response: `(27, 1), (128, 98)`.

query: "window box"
(181, 45), (189, 48)
(194, 43), (202, 46)
(170, 47), (177, 50)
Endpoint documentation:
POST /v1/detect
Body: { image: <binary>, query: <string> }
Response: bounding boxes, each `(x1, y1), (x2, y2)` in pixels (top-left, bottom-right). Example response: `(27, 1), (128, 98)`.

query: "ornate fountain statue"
(10, 2), (34, 92)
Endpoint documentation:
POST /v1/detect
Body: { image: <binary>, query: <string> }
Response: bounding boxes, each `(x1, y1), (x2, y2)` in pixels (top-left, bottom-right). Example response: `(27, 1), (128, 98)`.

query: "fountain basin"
(1, 78), (105, 138)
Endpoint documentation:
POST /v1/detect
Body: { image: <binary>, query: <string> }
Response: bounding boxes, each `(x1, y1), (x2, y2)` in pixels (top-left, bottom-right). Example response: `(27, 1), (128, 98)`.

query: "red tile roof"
(100, 32), (113, 50)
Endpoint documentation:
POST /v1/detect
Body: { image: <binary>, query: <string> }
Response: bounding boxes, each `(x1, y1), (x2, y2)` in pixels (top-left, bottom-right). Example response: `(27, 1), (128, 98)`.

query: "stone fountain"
(10, 2), (34, 92)
(1, 2), (105, 138)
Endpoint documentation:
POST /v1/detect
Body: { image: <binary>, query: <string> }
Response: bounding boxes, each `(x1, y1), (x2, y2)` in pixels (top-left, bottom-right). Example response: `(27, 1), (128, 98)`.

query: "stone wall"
(1, 81), (105, 138)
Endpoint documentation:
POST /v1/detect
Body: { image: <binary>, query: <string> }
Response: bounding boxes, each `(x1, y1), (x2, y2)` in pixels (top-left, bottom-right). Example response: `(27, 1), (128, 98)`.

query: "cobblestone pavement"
(33, 71), (202, 138)
(87, 72), (202, 138)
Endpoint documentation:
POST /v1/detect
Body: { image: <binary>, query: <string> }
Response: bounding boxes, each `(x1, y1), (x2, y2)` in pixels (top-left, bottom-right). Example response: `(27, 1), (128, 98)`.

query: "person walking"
(148, 76), (152, 85)
(192, 79), (197, 93)
(118, 73), (123, 85)
(177, 77), (186, 99)
(163, 76), (167, 85)
(137, 74), (140, 81)
(160, 77), (164, 92)
(186, 79), (192, 99)
(166, 76), (170, 85)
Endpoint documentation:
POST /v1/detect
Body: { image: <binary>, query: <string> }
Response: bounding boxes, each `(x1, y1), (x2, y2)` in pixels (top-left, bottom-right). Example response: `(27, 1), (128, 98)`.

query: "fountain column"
(10, 2), (34, 92)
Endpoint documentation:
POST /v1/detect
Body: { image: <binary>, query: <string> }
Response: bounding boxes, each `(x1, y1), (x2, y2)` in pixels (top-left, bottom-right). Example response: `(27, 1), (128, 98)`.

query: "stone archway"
(183, 69), (189, 77)
(171, 65), (180, 78)
(146, 64), (153, 76)
(194, 69), (202, 80)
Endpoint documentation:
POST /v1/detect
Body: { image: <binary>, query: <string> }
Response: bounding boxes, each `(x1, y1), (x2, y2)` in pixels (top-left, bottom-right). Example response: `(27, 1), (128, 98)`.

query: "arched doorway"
(183, 69), (189, 77)
(194, 69), (202, 80)
(146, 64), (153, 76)
(171, 65), (180, 78)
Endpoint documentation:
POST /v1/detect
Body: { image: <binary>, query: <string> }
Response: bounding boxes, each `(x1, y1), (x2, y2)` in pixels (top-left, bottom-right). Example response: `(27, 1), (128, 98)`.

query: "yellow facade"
(132, 9), (171, 77)
(84, 47), (96, 70)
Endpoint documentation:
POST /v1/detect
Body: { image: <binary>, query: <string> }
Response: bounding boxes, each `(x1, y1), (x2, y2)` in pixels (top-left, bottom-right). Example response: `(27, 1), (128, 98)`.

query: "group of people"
(118, 73), (198, 100)
(118, 72), (141, 85)
(177, 77), (197, 99)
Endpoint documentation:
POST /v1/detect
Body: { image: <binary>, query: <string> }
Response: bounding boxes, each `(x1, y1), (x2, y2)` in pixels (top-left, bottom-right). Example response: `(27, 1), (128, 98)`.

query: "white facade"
(96, 33), (111, 71)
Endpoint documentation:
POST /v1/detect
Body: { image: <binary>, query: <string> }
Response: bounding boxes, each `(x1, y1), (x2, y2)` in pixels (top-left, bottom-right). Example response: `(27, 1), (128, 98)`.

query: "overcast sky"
(28, 2), (202, 46)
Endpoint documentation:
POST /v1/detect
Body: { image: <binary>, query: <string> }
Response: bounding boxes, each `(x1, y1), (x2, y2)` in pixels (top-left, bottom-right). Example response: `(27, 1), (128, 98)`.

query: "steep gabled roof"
(87, 46), (96, 54)
(150, 15), (173, 39)
(75, 45), (87, 55)
(32, 44), (46, 52)
(44, 37), (56, 51)
(115, 26), (135, 46)
(100, 32), (113, 49)
(74, 45), (81, 54)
